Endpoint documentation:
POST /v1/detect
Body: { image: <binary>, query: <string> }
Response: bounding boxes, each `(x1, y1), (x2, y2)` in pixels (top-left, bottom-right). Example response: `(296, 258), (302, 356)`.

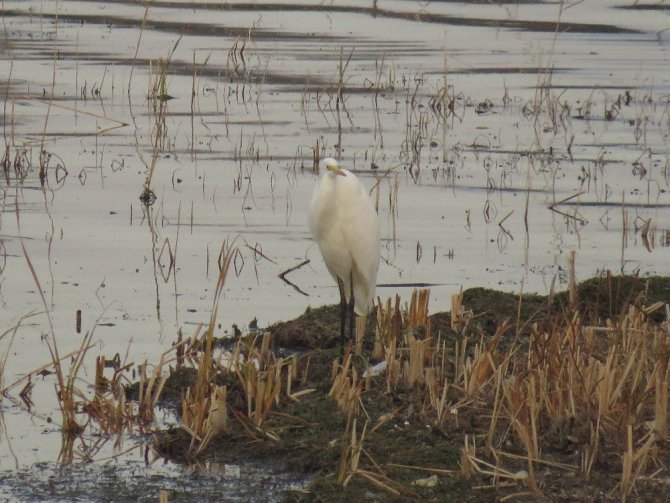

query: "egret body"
(308, 157), (380, 354)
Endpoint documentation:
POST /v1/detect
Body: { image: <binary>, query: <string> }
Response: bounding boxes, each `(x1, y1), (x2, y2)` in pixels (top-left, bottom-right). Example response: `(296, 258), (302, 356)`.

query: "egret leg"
(337, 277), (347, 360)
(348, 270), (355, 347)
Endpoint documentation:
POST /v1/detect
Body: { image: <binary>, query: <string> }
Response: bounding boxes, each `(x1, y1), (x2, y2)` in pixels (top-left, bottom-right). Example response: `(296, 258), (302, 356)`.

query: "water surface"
(1, 0), (669, 499)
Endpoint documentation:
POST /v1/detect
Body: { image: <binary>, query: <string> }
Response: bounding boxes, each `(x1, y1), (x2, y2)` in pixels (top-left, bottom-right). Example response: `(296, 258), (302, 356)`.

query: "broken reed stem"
(235, 332), (285, 428)
(143, 36), (182, 198)
(391, 174), (399, 246)
(330, 352), (362, 422)
(568, 250), (577, 309)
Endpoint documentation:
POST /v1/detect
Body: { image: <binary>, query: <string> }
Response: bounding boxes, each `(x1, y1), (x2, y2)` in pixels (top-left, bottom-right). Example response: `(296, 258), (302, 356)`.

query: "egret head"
(322, 157), (346, 177)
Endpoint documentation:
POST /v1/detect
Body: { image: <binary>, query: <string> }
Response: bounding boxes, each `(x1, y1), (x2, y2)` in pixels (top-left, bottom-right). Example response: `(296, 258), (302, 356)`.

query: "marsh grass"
(4, 229), (169, 463)
(364, 285), (670, 500)
(99, 273), (670, 501)
(3, 2), (670, 500)
(176, 239), (293, 454)
(180, 238), (237, 455)
(1, 311), (167, 463)
(135, 28), (181, 206)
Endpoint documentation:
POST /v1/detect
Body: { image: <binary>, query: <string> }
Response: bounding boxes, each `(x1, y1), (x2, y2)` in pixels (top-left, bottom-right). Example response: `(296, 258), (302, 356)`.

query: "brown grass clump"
(179, 238), (237, 455)
(166, 239), (307, 457)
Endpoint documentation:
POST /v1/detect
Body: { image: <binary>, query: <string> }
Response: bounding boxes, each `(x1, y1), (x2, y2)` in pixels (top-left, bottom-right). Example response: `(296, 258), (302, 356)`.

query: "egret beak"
(323, 158), (347, 177)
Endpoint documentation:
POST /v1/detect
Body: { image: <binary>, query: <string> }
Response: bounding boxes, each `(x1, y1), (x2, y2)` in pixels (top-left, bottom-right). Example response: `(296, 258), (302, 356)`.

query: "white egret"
(308, 157), (380, 355)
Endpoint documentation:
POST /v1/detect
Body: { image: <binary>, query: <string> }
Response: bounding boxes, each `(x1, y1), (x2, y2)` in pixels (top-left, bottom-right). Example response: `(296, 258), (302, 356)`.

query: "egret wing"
(338, 177), (380, 314)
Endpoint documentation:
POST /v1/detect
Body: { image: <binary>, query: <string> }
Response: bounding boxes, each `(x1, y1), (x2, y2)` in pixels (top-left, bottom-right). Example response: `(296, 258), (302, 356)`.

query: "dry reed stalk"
(180, 239), (237, 455)
(461, 435), (530, 486)
(501, 374), (540, 494)
(452, 336), (468, 389)
(83, 388), (132, 437)
(52, 327), (97, 435)
(336, 419), (401, 495)
(459, 435), (477, 479)
(373, 295), (395, 360)
(83, 352), (140, 440)
(373, 295), (403, 391)
(450, 289), (469, 332)
(329, 352), (362, 421)
(486, 299), (670, 494)
(390, 174), (399, 245)
(403, 332), (429, 387)
(425, 366), (450, 427)
(654, 344), (669, 438)
(17, 235), (89, 435)
(355, 315), (367, 354)
(619, 427), (656, 501)
(369, 409), (397, 434)
(407, 288), (430, 328)
(237, 355), (284, 428)
(374, 174), (381, 213)
(59, 430), (77, 465)
(207, 385), (228, 435)
(486, 360), (508, 450)
(621, 192), (628, 267)
(385, 336), (401, 394)
(286, 355), (296, 397)
(640, 217), (653, 252)
(337, 418), (364, 486)
(312, 138), (320, 173)
(462, 320), (507, 399)
(137, 356), (168, 424)
(403, 290), (433, 377)
(355, 470), (401, 496)
(388, 462), (457, 476)
(222, 333), (282, 429)
(161, 283), (670, 498)
(260, 331), (272, 364)
(94, 356), (107, 392)
(177, 324), (204, 368)
(141, 36), (181, 203)
(175, 329), (185, 370)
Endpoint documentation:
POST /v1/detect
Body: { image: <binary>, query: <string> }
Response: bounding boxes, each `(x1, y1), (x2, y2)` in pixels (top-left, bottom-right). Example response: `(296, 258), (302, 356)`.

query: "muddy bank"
(148, 274), (670, 502)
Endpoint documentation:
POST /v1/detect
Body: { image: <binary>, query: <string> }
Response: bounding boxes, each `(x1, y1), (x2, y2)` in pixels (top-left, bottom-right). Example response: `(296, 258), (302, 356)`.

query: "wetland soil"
(150, 274), (670, 502)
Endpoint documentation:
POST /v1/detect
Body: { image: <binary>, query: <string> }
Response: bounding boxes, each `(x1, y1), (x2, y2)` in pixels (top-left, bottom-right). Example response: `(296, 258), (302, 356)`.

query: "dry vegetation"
(2, 225), (670, 500)
(2, 3), (670, 501)
(131, 269), (670, 502)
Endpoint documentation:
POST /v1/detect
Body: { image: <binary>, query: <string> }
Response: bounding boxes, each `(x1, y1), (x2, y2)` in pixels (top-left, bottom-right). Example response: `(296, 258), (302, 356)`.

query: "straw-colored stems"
(207, 385), (228, 435)
(654, 349), (669, 438)
(619, 427), (655, 501)
(403, 333), (430, 388)
(425, 367), (450, 426)
(137, 357), (167, 424)
(330, 352), (362, 421)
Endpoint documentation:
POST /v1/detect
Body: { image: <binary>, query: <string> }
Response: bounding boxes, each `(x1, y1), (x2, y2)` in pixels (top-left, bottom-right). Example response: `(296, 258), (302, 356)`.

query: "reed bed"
(320, 281), (670, 500)
(139, 275), (670, 501)
(7, 265), (668, 501)
(102, 272), (670, 501)
(348, 284), (670, 501)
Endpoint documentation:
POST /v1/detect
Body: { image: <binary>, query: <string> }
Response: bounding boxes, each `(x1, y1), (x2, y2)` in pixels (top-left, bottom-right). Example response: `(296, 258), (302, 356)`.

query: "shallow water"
(0, 457), (305, 502)
(1, 0), (669, 499)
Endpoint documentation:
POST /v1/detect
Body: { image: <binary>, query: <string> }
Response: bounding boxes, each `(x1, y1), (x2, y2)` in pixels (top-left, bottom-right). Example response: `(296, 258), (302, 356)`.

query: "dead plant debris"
(143, 273), (670, 502)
